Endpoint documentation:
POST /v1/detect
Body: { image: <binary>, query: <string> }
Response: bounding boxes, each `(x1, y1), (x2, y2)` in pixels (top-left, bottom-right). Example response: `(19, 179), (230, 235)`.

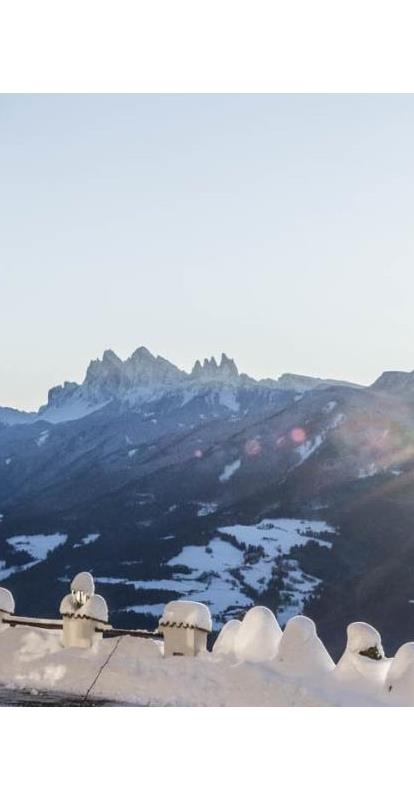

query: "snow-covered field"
(0, 519), (335, 629)
(124, 518), (336, 624)
(0, 533), (67, 580)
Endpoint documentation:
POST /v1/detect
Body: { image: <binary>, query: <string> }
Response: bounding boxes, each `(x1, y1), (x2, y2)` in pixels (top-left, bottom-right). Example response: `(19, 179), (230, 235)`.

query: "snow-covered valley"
(74, 518), (336, 627)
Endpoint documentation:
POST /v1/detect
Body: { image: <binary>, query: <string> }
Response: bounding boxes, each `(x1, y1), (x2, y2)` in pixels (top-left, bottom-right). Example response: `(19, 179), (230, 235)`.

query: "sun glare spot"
(245, 438), (262, 456)
(290, 427), (306, 444)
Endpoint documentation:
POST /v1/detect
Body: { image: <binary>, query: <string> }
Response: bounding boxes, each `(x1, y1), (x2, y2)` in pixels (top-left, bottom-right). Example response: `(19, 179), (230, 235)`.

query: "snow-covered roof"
(159, 600), (212, 632)
(0, 587), (15, 615)
(71, 571), (95, 596)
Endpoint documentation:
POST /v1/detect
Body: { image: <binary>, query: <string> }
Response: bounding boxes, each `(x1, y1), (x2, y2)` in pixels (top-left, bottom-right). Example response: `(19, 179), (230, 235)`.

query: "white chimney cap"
(71, 571), (95, 597)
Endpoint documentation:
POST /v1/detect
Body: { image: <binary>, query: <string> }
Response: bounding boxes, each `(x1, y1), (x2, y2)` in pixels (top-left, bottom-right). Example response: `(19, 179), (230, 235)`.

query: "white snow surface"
(122, 603), (166, 617)
(296, 434), (324, 464)
(36, 430), (49, 446)
(358, 463), (379, 479)
(217, 388), (240, 413)
(77, 595), (108, 623)
(334, 622), (389, 689)
(197, 502), (218, 517)
(71, 572), (95, 596)
(114, 518), (337, 626)
(212, 619), (242, 657)
(385, 642), (414, 703)
(7, 533), (67, 561)
(234, 606), (282, 663)
(0, 618), (408, 706)
(323, 401), (337, 413)
(39, 398), (109, 424)
(73, 533), (100, 549)
(274, 615), (334, 677)
(219, 459), (241, 482)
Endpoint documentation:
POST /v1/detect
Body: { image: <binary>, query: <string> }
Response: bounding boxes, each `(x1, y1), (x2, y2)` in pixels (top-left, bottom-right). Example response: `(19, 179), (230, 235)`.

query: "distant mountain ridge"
(0, 346), (362, 426)
(371, 369), (414, 394)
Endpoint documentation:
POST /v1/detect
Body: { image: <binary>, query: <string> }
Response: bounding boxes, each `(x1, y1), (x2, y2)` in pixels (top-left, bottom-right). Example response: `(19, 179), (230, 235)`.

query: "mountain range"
(1, 347), (414, 658)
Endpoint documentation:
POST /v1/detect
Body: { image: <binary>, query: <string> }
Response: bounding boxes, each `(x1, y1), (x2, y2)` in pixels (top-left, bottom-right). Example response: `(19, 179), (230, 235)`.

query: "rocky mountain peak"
(219, 353), (239, 379)
(124, 347), (183, 385)
(129, 346), (155, 363)
(191, 353), (239, 382)
(85, 350), (123, 384)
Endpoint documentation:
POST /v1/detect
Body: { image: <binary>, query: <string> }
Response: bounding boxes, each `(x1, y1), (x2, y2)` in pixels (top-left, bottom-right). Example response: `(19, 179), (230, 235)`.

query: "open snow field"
(103, 518), (336, 624)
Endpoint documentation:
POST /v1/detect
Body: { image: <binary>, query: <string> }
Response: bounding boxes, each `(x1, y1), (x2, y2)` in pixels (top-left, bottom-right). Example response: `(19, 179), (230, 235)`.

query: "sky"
(1, 94), (414, 411)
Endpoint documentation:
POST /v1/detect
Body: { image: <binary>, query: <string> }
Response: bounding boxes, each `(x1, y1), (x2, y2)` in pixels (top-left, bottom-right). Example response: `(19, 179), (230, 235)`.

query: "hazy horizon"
(2, 94), (414, 410)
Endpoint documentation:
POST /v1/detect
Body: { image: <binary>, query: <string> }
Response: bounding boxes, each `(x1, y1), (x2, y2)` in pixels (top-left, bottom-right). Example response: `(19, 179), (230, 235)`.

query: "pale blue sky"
(1, 94), (414, 410)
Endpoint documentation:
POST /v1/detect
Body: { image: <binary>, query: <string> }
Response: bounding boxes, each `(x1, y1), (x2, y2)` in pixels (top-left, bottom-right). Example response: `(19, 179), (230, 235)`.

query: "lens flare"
(245, 438), (262, 456)
(290, 427), (306, 444)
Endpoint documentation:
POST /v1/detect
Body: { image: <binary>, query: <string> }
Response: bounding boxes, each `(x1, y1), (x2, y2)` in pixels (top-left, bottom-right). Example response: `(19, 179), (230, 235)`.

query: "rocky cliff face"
(1, 347), (359, 425)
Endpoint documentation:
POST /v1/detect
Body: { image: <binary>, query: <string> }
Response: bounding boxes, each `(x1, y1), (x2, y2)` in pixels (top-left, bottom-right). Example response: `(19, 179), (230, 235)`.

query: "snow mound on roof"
(213, 619), (242, 657)
(274, 615), (334, 677)
(77, 595), (108, 623)
(71, 571), (95, 597)
(60, 592), (108, 622)
(346, 621), (384, 654)
(385, 642), (414, 702)
(334, 622), (389, 686)
(59, 594), (77, 615)
(235, 606), (282, 663)
(159, 600), (212, 632)
(0, 587), (15, 615)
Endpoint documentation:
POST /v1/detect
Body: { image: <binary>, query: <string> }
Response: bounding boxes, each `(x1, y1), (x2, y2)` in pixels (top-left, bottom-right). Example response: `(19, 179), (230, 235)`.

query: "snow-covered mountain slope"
(2, 348), (414, 659)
